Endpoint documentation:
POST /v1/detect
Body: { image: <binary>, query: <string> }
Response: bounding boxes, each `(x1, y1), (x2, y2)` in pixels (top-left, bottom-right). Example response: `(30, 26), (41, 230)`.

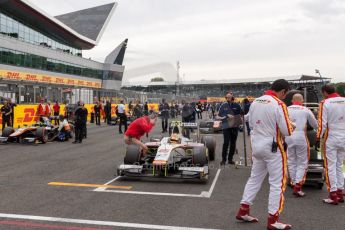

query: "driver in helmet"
(58, 115), (71, 141)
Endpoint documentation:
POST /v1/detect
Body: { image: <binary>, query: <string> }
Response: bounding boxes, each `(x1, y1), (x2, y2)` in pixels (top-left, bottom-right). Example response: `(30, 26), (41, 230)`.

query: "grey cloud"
(300, 0), (345, 19)
(30, 0), (345, 83)
(242, 31), (265, 39)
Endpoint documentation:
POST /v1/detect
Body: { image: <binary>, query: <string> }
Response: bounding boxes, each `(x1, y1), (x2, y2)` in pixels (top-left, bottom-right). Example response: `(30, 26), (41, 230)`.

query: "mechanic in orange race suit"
(317, 84), (345, 205)
(37, 99), (46, 118)
(236, 79), (295, 230)
(124, 112), (158, 155)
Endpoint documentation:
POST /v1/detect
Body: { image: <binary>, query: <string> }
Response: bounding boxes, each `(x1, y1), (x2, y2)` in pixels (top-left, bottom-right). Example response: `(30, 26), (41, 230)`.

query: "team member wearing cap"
(285, 94), (318, 197)
(317, 84), (345, 205)
(124, 113), (158, 155)
(236, 79), (294, 230)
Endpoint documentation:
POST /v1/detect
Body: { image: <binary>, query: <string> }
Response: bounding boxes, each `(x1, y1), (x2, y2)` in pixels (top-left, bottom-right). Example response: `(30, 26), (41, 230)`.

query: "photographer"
(217, 92), (242, 165)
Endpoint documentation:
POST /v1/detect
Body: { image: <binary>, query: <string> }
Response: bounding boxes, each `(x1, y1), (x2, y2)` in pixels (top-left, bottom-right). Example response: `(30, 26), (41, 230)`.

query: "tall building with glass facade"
(0, 0), (127, 103)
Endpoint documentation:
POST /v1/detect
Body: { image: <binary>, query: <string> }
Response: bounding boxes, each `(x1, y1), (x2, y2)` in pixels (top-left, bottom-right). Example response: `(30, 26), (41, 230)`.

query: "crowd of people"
(121, 80), (344, 230)
(1, 80), (344, 230)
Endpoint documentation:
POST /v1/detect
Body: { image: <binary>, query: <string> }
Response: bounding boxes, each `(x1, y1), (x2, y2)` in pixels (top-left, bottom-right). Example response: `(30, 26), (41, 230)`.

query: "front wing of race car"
(117, 164), (209, 180)
(0, 136), (37, 144)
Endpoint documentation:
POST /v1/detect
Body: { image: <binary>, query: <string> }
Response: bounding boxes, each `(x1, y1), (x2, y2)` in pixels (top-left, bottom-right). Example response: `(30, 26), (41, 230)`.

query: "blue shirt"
(218, 102), (242, 129)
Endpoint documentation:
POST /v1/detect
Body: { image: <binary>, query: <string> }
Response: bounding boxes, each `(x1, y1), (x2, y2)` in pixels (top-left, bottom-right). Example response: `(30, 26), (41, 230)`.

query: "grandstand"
(122, 75), (331, 100)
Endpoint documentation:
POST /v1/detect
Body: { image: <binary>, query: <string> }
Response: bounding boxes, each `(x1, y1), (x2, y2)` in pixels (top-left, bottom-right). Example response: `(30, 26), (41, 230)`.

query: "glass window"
(0, 47), (102, 79)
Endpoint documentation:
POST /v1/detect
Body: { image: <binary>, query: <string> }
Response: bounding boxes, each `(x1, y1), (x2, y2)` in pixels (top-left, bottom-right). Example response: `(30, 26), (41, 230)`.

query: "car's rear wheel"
(2, 127), (15, 137)
(124, 145), (141, 164)
(35, 127), (47, 143)
(201, 135), (216, 161)
(192, 146), (208, 166)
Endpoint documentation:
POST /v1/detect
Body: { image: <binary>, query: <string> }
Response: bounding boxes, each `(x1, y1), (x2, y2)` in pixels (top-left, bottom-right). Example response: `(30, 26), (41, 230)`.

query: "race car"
(117, 121), (216, 181)
(199, 119), (222, 134)
(0, 126), (47, 144)
(0, 117), (64, 144)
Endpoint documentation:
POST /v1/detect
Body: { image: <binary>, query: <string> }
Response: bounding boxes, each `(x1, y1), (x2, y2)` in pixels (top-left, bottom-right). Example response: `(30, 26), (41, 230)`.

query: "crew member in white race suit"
(236, 79), (294, 230)
(285, 94), (317, 197)
(317, 84), (345, 205)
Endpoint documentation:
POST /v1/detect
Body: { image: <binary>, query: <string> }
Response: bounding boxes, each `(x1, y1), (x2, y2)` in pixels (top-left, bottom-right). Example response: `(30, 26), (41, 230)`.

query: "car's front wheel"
(192, 146), (208, 167)
(124, 145), (142, 164)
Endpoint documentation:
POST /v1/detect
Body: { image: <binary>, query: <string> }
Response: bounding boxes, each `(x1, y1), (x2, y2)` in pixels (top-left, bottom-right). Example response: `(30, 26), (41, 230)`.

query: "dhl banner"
(207, 97), (226, 103)
(0, 103), (160, 129)
(207, 97), (255, 103)
(0, 69), (102, 88)
(148, 104), (159, 112)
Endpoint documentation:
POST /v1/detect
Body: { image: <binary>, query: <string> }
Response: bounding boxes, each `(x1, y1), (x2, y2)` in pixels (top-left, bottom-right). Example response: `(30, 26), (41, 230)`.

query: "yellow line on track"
(48, 182), (132, 190)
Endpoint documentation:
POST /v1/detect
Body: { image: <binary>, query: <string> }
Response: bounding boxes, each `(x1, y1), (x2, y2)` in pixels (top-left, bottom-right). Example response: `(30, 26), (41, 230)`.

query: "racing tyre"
(192, 146), (208, 167)
(35, 127), (47, 143)
(199, 121), (213, 134)
(201, 135), (216, 161)
(150, 135), (163, 142)
(309, 148), (318, 161)
(124, 145), (141, 164)
(2, 127), (15, 137)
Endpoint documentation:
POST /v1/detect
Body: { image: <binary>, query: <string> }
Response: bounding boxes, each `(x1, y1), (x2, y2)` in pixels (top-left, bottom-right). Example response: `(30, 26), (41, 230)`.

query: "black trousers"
(95, 112), (101, 125)
(197, 111), (202, 119)
(222, 128), (239, 162)
(75, 122), (86, 142)
(245, 121), (251, 135)
(54, 112), (60, 125)
(119, 113), (128, 132)
(182, 117), (191, 138)
(2, 117), (10, 131)
(106, 112), (111, 124)
(161, 117), (168, 132)
(10, 114), (14, 127)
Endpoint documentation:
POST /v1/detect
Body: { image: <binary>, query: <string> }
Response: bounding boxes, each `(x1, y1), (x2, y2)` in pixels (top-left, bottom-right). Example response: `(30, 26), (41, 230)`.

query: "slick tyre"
(201, 135), (216, 161)
(2, 127), (15, 137)
(192, 146), (208, 167)
(35, 127), (47, 143)
(124, 145), (141, 164)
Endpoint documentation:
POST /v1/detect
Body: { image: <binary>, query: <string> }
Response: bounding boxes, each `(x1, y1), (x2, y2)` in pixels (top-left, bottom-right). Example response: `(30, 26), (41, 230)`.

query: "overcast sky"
(30, 0), (345, 82)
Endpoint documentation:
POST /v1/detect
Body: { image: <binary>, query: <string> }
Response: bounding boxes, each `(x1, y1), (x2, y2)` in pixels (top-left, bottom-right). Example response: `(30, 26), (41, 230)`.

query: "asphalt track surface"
(0, 118), (344, 230)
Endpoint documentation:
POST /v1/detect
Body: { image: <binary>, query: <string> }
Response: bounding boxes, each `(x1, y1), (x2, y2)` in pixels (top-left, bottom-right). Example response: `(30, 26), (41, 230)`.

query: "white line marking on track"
(93, 176), (121, 192)
(202, 168), (221, 198)
(0, 213), (220, 230)
(94, 169), (221, 198)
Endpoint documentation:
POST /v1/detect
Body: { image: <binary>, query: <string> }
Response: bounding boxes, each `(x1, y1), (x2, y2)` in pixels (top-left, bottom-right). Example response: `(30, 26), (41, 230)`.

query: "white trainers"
(237, 214), (259, 223)
(323, 192), (339, 205)
(268, 222), (292, 230)
(323, 198), (338, 205)
(293, 190), (305, 197)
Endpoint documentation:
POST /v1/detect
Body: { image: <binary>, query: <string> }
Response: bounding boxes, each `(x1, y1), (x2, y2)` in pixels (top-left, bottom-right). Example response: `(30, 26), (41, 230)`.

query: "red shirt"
(125, 116), (154, 139)
(53, 104), (60, 113)
(37, 103), (45, 116)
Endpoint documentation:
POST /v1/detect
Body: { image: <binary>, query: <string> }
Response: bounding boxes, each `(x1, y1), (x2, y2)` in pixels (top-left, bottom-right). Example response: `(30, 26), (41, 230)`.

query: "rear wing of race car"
(169, 121), (198, 129)
(304, 102), (319, 109)
(169, 121), (200, 141)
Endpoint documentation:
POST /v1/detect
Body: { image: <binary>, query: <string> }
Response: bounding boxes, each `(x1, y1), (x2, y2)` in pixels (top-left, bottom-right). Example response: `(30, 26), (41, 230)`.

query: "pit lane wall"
(0, 103), (160, 129)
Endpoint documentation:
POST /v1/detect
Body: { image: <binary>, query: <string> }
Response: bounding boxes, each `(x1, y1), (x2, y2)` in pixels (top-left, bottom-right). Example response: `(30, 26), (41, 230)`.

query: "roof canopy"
(0, 0), (117, 49)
